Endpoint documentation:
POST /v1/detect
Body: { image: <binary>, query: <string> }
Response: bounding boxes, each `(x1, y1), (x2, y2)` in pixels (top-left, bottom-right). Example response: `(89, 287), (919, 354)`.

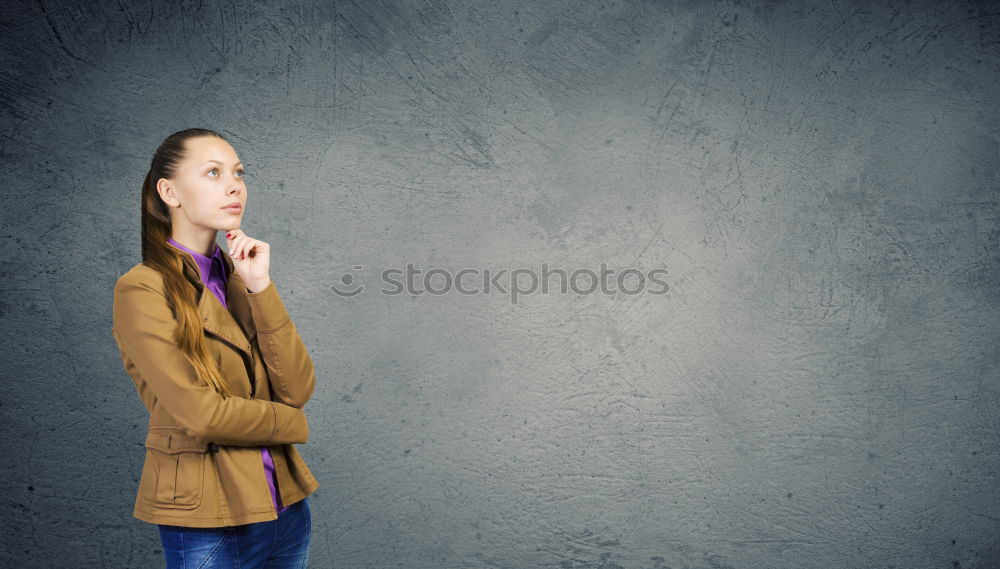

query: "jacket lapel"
(175, 245), (256, 357)
(220, 248), (257, 345)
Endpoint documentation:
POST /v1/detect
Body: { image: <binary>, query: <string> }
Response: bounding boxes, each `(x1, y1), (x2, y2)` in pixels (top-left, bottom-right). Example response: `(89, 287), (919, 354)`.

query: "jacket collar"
(173, 244), (256, 356)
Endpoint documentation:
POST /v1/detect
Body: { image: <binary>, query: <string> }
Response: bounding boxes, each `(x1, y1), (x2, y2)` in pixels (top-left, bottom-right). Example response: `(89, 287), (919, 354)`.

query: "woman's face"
(157, 136), (247, 233)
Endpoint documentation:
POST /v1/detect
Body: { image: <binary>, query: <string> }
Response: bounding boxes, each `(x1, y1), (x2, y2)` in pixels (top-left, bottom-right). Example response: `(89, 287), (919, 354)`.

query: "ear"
(156, 178), (180, 208)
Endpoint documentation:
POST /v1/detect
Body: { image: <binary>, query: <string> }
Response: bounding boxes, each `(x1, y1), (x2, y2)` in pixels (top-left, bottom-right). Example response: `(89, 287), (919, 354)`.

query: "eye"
(206, 167), (244, 178)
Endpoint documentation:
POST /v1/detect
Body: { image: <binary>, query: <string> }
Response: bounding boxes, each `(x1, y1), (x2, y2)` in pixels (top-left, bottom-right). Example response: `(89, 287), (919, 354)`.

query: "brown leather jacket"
(111, 246), (319, 527)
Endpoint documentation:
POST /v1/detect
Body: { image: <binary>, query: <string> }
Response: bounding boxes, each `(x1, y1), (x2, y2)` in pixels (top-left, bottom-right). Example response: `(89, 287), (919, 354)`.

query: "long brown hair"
(140, 128), (235, 398)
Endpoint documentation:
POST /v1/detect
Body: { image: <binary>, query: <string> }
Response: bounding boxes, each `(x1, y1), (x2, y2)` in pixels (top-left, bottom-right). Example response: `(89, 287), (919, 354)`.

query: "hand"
(225, 228), (271, 292)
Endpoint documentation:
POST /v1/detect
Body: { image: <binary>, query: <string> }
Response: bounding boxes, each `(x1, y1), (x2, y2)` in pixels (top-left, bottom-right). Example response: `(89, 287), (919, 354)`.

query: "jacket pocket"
(142, 426), (210, 509)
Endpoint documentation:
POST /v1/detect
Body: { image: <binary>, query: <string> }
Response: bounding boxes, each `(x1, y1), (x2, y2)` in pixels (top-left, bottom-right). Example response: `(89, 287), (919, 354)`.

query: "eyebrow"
(202, 160), (243, 167)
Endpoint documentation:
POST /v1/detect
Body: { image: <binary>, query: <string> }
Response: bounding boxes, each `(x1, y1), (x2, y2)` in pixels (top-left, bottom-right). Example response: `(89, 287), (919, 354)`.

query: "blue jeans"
(158, 496), (312, 568)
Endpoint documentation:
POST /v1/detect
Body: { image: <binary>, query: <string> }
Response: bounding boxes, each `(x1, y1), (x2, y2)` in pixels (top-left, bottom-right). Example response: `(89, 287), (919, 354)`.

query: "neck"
(169, 232), (217, 256)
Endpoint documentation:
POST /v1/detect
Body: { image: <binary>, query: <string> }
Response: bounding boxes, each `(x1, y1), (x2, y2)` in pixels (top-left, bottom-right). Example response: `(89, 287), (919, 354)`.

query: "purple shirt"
(168, 237), (288, 515)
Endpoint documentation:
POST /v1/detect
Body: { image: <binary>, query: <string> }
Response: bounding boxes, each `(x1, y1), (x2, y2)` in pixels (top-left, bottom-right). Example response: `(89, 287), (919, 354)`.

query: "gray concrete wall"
(2, 0), (999, 567)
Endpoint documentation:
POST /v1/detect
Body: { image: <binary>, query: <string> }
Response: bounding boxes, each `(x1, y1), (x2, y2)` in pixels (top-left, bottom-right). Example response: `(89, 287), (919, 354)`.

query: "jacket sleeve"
(243, 279), (316, 409)
(112, 270), (309, 446)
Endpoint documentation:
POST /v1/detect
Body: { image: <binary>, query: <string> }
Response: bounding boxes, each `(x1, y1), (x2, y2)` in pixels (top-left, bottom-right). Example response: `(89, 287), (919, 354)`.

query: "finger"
(237, 236), (251, 259)
(228, 234), (247, 258)
(239, 236), (256, 260)
(244, 238), (260, 259)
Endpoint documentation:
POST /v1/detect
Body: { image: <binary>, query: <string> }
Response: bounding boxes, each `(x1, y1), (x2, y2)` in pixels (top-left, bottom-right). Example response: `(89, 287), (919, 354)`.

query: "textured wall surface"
(2, 1), (999, 567)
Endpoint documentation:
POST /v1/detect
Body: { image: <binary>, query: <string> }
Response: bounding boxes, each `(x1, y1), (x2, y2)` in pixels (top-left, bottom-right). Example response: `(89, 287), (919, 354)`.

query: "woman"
(111, 128), (320, 568)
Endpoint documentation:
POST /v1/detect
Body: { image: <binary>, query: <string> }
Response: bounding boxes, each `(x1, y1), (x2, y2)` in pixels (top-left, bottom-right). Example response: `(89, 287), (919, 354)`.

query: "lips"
(222, 203), (242, 213)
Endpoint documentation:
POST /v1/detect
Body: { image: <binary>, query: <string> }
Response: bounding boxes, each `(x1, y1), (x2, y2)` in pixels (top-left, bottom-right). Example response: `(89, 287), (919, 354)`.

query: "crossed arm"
(112, 269), (316, 446)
